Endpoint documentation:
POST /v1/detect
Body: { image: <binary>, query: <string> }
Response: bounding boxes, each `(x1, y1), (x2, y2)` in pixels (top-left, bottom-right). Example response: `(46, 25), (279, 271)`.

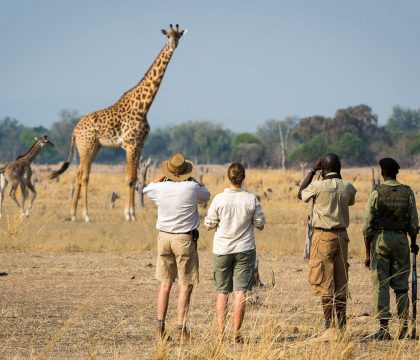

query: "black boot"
(398, 321), (409, 340)
(396, 291), (409, 339)
(156, 320), (171, 340)
(321, 296), (333, 329)
(336, 300), (347, 330)
(371, 319), (392, 340)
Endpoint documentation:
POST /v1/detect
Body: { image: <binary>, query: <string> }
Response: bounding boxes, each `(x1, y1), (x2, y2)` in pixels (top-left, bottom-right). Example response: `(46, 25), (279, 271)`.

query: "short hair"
(228, 163), (245, 187)
(323, 153), (341, 173)
(379, 158), (400, 177)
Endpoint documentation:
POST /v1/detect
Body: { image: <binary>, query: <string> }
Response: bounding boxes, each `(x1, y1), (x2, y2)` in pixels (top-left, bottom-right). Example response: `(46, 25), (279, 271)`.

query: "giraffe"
(50, 24), (187, 222)
(0, 136), (54, 218)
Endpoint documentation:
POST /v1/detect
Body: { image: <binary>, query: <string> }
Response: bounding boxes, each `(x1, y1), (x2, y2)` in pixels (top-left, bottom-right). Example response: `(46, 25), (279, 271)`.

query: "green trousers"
(370, 231), (410, 321)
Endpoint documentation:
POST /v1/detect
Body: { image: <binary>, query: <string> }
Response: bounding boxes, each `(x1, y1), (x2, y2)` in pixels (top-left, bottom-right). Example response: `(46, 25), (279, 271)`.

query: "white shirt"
(143, 180), (210, 233)
(204, 188), (266, 255)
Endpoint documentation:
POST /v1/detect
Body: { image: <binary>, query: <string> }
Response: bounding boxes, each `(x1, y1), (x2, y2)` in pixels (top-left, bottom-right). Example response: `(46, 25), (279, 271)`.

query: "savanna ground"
(0, 165), (419, 359)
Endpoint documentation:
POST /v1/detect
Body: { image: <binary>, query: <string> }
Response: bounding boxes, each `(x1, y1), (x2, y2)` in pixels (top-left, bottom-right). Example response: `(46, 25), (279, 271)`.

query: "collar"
(322, 172), (341, 180)
(383, 179), (400, 186)
(224, 188), (244, 193)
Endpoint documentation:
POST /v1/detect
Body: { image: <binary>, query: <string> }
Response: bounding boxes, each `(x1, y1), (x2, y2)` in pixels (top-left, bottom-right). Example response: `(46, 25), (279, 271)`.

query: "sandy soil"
(0, 251), (418, 359)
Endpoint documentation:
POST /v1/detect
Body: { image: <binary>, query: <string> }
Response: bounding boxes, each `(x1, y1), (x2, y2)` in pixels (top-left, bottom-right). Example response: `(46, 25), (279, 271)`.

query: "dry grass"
(0, 165), (419, 359)
(1, 165), (419, 257)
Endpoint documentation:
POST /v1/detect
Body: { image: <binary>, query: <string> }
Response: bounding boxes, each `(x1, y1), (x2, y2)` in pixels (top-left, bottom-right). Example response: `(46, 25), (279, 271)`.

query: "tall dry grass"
(1, 165), (420, 359)
(152, 288), (419, 360)
(1, 165), (419, 257)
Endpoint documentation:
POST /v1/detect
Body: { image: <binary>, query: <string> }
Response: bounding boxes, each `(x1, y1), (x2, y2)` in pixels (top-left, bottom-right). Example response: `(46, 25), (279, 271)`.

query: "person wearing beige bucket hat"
(143, 153), (210, 342)
(160, 153), (194, 182)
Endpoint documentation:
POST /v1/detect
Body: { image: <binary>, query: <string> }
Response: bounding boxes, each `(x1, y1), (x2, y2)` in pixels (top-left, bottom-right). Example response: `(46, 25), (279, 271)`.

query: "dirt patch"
(0, 251), (417, 359)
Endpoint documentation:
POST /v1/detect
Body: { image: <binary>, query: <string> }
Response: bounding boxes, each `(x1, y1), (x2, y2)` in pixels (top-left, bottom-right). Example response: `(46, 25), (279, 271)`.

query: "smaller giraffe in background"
(0, 136), (54, 218)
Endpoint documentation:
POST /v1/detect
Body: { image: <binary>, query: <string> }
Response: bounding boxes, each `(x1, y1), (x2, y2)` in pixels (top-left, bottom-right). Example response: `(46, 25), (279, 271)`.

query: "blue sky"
(1, 0), (419, 132)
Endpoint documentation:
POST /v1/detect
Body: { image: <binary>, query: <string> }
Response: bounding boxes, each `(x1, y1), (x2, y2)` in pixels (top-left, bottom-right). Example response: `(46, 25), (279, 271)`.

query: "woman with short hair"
(204, 163), (266, 342)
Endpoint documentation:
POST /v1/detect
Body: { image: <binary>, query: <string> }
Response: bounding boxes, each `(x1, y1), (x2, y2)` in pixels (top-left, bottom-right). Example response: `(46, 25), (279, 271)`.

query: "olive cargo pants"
(370, 231), (410, 321)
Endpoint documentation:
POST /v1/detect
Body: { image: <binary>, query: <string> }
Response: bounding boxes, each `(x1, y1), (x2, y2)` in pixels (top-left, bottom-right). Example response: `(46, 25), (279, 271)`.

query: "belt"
(374, 229), (406, 234)
(314, 227), (346, 232)
(160, 230), (193, 235)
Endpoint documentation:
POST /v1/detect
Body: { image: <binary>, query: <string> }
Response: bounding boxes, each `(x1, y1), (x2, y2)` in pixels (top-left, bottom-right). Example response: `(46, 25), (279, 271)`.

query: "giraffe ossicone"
(49, 24), (187, 222)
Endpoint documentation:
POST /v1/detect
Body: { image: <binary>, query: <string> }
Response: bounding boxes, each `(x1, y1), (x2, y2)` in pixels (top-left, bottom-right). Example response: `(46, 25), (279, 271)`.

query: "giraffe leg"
(20, 182), (28, 216)
(26, 181), (37, 216)
(0, 175), (7, 219)
(79, 142), (100, 223)
(70, 167), (82, 222)
(80, 161), (93, 222)
(71, 137), (100, 222)
(125, 148), (140, 222)
(9, 183), (21, 209)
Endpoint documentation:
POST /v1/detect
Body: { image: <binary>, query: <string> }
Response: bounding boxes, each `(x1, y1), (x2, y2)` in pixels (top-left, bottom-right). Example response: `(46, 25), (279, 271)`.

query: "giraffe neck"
(18, 142), (42, 163)
(119, 40), (176, 114)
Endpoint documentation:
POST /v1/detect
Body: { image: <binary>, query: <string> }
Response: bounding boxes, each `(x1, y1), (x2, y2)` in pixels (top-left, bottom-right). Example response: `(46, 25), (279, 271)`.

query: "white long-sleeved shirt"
(143, 180), (210, 233)
(204, 188), (266, 255)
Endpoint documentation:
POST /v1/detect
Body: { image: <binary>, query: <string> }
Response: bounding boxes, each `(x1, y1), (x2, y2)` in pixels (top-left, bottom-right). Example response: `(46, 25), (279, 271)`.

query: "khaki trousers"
(308, 229), (349, 299)
(155, 231), (199, 285)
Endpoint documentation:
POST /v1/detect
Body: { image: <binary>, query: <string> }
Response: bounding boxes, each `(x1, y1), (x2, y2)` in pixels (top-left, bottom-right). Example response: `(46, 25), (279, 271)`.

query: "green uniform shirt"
(363, 179), (419, 238)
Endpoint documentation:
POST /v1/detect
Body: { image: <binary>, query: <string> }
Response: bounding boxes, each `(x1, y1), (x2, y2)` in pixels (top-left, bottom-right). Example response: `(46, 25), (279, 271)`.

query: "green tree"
(232, 132), (261, 148)
(169, 121), (232, 164)
(329, 133), (365, 166)
(0, 117), (25, 162)
(387, 106), (420, 134)
(231, 132), (264, 165)
(289, 135), (327, 163)
(49, 110), (80, 163)
(143, 128), (171, 162)
(235, 143), (265, 168)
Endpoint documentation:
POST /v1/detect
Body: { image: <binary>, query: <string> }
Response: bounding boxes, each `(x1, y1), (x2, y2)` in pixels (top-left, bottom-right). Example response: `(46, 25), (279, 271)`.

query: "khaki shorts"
(308, 229), (349, 298)
(213, 249), (256, 294)
(155, 231), (199, 285)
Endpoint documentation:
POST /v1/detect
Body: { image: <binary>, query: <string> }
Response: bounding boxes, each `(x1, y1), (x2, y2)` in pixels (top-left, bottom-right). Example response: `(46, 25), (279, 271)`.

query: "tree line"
(1, 105), (420, 168)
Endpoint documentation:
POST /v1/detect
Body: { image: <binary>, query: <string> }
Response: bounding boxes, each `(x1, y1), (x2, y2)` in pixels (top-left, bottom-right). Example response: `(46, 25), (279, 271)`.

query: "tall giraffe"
(0, 136), (54, 218)
(50, 24), (187, 222)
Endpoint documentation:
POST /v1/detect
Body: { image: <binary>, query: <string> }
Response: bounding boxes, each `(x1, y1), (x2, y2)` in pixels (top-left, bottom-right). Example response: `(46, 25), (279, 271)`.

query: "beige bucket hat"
(160, 153), (194, 182)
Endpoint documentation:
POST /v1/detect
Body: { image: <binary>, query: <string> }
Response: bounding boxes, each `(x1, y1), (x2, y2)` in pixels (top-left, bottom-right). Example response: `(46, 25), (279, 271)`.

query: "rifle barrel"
(413, 253), (417, 339)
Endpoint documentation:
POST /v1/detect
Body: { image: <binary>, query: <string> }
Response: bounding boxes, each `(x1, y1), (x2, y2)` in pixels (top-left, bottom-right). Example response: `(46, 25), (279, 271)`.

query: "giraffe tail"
(49, 133), (75, 179)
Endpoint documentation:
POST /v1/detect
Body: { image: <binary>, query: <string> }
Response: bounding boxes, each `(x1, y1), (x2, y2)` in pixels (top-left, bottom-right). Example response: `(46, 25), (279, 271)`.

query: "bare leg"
(157, 282), (173, 321)
(177, 284), (193, 327)
(26, 181), (37, 216)
(0, 175), (7, 218)
(216, 293), (229, 334)
(232, 291), (246, 334)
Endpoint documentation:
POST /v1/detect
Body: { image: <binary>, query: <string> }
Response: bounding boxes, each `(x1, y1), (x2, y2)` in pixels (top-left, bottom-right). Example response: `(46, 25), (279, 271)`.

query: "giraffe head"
(161, 24), (187, 48)
(35, 135), (55, 148)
